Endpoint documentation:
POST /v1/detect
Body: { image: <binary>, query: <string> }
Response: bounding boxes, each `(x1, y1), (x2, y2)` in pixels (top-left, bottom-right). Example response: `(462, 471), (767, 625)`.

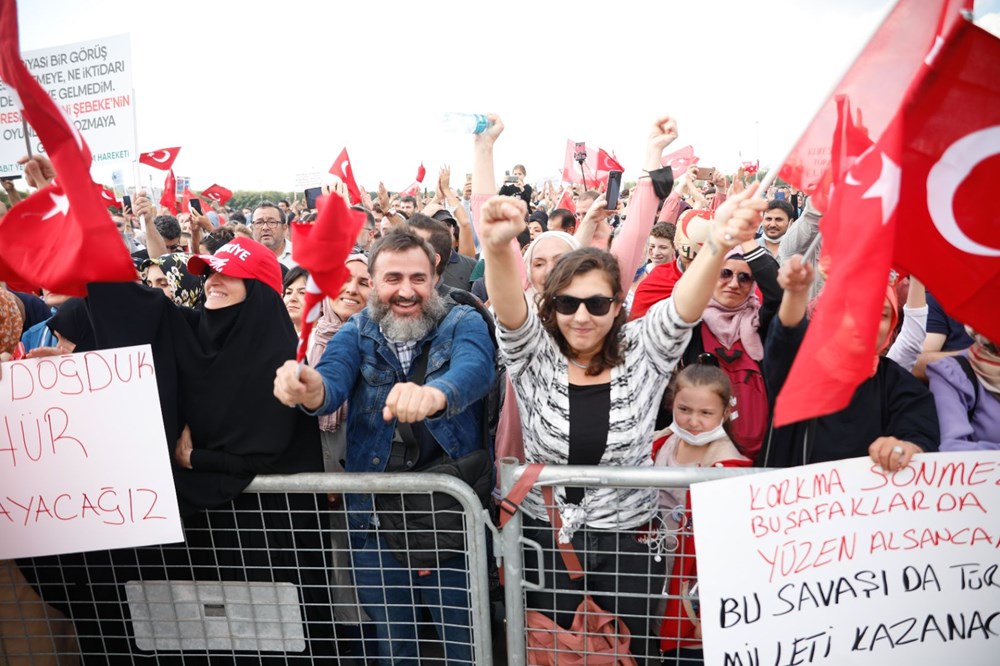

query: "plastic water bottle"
(441, 112), (491, 134)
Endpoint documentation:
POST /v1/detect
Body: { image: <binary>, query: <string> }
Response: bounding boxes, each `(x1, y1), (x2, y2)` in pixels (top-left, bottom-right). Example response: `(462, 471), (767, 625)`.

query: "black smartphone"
(304, 186), (322, 210)
(605, 170), (623, 210)
(0, 175), (21, 181)
(122, 194), (132, 211)
(573, 142), (587, 162)
(189, 198), (202, 214)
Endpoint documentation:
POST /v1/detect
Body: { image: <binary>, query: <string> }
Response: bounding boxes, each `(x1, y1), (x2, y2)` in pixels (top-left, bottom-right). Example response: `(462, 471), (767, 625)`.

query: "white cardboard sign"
(0, 33), (136, 175)
(691, 452), (1000, 666)
(0, 345), (183, 559)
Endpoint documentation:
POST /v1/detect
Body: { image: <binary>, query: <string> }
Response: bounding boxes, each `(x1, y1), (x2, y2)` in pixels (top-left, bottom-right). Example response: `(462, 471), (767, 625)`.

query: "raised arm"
(481, 196), (530, 330)
(610, 115), (678, 289)
(671, 184), (764, 324)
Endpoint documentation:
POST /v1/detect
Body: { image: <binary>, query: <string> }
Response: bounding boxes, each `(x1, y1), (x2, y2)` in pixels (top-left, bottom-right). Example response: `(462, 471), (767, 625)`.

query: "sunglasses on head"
(719, 268), (754, 285)
(552, 294), (617, 316)
(696, 352), (720, 367)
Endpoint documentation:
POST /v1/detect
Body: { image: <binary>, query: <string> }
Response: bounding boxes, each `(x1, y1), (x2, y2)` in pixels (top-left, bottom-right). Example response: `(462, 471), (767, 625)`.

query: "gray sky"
(17, 0), (996, 194)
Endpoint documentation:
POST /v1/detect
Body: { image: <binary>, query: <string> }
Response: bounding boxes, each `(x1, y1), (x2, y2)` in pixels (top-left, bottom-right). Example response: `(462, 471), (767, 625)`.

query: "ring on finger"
(724, 233), (734, 242)
(892, 445), (904, 455)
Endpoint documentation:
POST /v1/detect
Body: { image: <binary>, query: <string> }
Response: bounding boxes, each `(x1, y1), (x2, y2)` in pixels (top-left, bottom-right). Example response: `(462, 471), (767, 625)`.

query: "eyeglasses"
(719, 268), (754, 285)
(251, 219), (284, 228)
(552, 294), (617, 316)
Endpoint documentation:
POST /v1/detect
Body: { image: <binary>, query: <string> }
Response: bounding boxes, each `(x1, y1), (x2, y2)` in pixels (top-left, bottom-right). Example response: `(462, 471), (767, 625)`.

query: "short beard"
(368, 287), (447, 343)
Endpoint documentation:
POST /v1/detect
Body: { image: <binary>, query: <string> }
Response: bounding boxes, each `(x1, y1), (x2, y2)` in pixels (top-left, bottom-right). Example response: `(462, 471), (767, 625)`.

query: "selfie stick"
(21, 118), (32, 158)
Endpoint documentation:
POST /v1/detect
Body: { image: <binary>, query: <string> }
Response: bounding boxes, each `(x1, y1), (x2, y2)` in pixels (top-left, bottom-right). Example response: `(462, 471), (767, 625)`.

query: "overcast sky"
(15, 0), (1000, 194)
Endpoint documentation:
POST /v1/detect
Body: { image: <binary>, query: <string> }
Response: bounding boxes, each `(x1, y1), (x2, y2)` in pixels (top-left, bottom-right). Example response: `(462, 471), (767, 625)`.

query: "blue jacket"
(311, 303), (495, 529)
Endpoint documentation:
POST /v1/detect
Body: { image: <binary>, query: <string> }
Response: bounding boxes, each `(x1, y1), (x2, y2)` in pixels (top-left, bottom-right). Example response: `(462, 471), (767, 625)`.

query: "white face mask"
(669, 422), (727, 447)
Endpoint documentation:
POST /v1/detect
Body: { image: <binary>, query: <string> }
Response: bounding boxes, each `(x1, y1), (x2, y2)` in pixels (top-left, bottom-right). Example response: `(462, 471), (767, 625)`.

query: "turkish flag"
(561, 140), (623, 188)
(399, 183), (420, 197)
(328, 147), (362, 205)
(555, 189), (575, 214)
(201, 183), (233, 206)
(179, 187), (196, 214)
(772, 4), (986, 426)
(97, 184), (120, 208)
(893, 20), (1000, 345)
(289, 192), (367, 361)
(0, 0), (135, 296)
(778, 0), (971, 209)
(160, 169), (177, 213)
(415, 163), (426, 183)
(661, 145), (699, 178)
(138, 147), (181, 171)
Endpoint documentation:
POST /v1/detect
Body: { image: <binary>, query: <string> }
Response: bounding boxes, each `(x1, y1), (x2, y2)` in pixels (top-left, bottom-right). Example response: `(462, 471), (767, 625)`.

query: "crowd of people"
(1, 111), (997, 665)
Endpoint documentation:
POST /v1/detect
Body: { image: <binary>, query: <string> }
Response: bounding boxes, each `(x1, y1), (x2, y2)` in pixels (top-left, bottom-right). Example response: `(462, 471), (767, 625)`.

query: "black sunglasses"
(720, 268), (754, 285)
(552, 294), (617, 316)
(696, 352), (720, 367)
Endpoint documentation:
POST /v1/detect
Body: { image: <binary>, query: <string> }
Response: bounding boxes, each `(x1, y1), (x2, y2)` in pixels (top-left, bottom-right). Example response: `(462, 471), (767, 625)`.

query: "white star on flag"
(41, 191), (70, 220)
(863, 151), (901, 225)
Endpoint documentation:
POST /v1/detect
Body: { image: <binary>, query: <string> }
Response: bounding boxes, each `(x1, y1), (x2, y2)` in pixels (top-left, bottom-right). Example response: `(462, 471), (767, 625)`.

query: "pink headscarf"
(700, 251), (763, 361)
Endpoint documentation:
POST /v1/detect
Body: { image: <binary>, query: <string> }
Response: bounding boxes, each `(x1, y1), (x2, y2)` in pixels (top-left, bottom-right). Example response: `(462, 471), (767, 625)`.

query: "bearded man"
(273, 227), (494, 664)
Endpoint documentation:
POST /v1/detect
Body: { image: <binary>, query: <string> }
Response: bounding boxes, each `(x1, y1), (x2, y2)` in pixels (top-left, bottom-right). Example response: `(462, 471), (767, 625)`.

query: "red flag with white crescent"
(139, 146), (181, 171)
(0, 0), (135, 295)
(661, 145), (699, 178)
(328, 147), (362, 205)
(201, 183), (233, 206)
(289, 192), (367, 362)
(160, 170), (177, 213)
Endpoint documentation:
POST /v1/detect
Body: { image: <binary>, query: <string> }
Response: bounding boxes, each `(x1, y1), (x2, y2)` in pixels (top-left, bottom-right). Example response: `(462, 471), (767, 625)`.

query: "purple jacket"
(927, 354), (1000, 451)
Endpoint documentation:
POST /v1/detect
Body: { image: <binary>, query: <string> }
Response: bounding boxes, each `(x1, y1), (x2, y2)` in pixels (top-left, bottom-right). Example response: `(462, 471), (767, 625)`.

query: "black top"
(566, 381), (611, 504)
(86, 280), (322, 515)
(498, 182), (533, 207)
(760, 316), (940, 467)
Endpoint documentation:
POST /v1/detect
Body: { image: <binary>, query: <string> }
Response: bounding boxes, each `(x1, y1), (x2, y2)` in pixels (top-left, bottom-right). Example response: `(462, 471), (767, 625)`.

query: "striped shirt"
(497, 295), (695, 539)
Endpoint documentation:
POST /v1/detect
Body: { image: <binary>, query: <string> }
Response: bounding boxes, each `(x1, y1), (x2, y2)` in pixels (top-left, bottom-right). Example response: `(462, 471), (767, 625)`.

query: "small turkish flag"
(561, 140), (623, 188)
(290, 193), (367, 362)
(661, 145), (699, 178)
(180, 187), (196, 214)
(160, 170), (177, 214)
(415, 163), (426, 183)
(139, 146), (181, 171)
(97, 184), (119, 208)
(555, 189), (575, 214)
(329, 147), (362, 205)
(201, 183), (233, 206)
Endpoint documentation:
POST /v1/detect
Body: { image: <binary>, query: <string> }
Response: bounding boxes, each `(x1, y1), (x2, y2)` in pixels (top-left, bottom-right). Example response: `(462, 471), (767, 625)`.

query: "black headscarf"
(86, 280), (321, 516)
(46, 298), (97, 352)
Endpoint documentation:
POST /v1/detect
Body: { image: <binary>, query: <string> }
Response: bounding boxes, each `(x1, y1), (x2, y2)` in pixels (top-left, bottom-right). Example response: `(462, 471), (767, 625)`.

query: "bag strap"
(499, 463), (583, 579)
(390, 344), (432, 466)
(954, 355), (980, 419)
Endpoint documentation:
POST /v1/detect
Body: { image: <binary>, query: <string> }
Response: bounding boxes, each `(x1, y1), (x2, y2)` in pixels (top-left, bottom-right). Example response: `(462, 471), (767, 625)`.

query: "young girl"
(653, 364), (751, 665)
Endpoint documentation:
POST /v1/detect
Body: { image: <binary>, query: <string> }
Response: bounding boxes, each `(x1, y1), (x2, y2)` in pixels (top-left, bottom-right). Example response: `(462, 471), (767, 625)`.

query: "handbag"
(374, 344), (493, 568)
(526, 596), (637, 666)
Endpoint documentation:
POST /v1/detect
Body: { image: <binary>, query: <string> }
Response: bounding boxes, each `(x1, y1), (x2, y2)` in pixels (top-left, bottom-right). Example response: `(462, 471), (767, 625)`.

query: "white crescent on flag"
(926, 125), (1000, 257)
(149, 150), (171, 164)
(341, 160), (350, 177)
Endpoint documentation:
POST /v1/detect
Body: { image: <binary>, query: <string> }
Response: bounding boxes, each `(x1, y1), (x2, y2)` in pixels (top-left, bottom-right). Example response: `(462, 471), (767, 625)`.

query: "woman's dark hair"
(282, 265), (309, 291)
(202, 227), (235, 254)
(537, 247), (626, 376)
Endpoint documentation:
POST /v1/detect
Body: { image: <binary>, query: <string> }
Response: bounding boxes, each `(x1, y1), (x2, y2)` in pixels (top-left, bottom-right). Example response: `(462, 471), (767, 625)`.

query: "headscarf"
(521, 231), (581, 298)
(46, 298), (97, 352)
(308, 254), (369, 432)
(141, 253), (203, 307)
(700, 251), (764, 361)
(966, 328), (1000, 396)
(0, 289), (23, 354)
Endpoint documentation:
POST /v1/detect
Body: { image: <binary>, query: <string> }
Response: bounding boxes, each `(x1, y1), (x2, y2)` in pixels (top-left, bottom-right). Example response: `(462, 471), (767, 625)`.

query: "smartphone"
(695, 166), (715, 181)
(775, 191), (786, 200)
(0, 175), (21, 181)
(122, 194), (132, 211)
(189, 198), (203, 214)
(573, 142), (587, 162)
(304, 186), (322, 210)
(605, 170), (623, 210)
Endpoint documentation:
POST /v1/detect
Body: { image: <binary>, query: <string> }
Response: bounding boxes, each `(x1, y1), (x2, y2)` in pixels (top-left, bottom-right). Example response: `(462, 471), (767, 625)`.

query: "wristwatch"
(386, 207), (397, 217)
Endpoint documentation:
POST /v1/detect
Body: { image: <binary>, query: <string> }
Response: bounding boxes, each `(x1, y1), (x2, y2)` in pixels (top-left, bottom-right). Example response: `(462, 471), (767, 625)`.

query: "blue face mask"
(668, 422), (727, 447)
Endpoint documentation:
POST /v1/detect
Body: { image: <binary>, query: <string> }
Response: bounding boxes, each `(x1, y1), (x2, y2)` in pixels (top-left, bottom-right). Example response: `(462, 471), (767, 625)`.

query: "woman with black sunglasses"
(479, 179), (766, 658)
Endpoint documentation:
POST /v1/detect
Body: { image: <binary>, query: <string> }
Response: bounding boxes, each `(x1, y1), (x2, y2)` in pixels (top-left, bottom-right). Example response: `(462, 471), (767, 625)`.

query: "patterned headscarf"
(0, 289), (24, 354)
(143, 253), (203, 307)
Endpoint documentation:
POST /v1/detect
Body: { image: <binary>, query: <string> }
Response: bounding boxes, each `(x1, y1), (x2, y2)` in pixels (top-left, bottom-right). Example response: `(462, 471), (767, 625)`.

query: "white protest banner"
(692, 452), (1000, 666)
(0, 345), (182, 559)
(294, 171), (323, 190)
(0, 33), (135, 176)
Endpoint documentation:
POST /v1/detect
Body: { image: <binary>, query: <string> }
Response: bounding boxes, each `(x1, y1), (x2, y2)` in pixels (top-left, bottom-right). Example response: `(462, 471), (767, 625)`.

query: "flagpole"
(755, 0), (901, 196)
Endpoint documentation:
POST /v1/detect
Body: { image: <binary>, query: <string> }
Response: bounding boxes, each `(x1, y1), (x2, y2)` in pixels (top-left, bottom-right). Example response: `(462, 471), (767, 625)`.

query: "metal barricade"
(498, 459), (768, 665)
(1, 472), (494, 665)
